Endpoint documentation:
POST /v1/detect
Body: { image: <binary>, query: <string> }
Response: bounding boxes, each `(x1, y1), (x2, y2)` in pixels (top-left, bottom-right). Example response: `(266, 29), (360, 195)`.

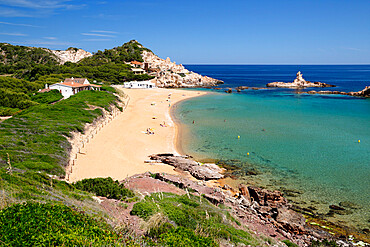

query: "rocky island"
(267, 71), (335, 88)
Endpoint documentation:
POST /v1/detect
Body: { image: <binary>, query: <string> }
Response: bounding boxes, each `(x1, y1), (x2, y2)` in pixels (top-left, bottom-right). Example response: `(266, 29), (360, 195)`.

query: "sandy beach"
(68, 88), (206, 182)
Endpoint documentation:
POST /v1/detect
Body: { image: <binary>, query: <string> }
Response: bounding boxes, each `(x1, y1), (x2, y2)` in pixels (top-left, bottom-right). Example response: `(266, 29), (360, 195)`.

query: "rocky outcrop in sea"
(142, 50), (223, 88)
(302, 86), (370, 98)
(267, 71), (335, 88)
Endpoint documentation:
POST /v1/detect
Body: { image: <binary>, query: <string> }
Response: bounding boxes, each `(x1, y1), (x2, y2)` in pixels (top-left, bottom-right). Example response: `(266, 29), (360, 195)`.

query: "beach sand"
(68, 88), (206, 182)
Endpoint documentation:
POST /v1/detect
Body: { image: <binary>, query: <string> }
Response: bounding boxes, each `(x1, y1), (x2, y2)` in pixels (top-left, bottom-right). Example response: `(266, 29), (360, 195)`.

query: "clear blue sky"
(0, 0), (369, 64)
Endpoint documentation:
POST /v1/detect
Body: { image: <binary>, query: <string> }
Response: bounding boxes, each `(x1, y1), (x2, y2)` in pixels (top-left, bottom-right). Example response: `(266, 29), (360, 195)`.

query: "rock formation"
(149, 153), (223, 180)
(48, 47), (92, 64)
(267, 71), (335, 88)
(142, 51), (223, 88)
(302, 86), (370, 98)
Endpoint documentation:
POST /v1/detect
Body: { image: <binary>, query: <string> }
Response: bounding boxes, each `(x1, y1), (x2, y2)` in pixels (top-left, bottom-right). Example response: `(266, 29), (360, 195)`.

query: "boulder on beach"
(149, 153), (224, 180)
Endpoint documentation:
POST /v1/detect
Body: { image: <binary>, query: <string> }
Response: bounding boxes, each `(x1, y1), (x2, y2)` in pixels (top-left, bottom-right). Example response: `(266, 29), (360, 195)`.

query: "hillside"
(0, 43), (59, 74)
(0, 89), (270, 246)
(80, 39), (151, 64)
(0, 40), (153, 82)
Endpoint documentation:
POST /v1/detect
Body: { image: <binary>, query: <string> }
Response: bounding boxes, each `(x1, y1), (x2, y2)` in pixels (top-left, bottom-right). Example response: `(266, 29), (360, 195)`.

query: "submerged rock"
(304, 85), (370, 98)
(329, 205), (345, 211)
(339, 201), (362, 209)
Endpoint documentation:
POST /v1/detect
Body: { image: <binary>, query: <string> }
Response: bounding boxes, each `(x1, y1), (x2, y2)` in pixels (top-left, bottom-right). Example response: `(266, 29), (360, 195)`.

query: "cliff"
(50, 47), (92, 64)
(142, 50), (222, 88)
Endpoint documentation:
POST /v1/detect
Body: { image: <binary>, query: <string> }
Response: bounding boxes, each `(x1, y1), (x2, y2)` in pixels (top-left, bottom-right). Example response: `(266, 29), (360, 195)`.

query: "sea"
(174, 65), (370, 231)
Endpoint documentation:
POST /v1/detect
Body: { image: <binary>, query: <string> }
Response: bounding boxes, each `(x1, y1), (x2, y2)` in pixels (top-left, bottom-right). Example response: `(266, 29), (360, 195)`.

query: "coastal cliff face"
(142, 50), (222, 88)
(267, 71), (335, 88)
(49, 47), (92, 64)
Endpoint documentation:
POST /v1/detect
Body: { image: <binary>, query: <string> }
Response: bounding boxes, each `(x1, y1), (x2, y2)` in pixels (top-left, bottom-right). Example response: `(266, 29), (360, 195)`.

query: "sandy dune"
(68, 88), (205, 182)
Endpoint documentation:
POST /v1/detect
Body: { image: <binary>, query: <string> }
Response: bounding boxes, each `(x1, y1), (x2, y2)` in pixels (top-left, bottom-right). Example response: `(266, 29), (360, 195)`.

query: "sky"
(0, 0), (369, 64)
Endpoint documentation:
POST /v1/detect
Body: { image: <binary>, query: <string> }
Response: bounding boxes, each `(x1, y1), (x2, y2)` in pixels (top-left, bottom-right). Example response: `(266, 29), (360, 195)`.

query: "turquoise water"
(174, 66), (370, 230)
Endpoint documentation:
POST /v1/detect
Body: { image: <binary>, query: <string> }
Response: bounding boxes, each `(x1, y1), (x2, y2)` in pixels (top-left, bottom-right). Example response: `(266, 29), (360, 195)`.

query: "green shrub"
(0, 202), (120, 246)
(131, 193), (260, 246)
(0, 88), (37, 109)
(148, 221), (174, 238)
(73, 177), (134, 200)
(0, 106), (20, 116)
(30, 89), (63, 104)
(101, 85), (116, 93)
(159, 227), (218, 247)
(283, 239), (299, 247)
(130, 201), (158, 220)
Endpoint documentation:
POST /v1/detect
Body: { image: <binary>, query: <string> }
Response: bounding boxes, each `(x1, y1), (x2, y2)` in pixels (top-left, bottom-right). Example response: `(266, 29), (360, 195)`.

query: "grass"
(0, 90), (118, 176)
(131, 192), (262, 246)
(0, 202), (123, 246)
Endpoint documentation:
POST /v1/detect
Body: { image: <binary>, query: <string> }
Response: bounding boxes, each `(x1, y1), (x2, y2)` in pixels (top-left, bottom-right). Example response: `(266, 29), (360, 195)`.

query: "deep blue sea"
(175, 65), (370, 230)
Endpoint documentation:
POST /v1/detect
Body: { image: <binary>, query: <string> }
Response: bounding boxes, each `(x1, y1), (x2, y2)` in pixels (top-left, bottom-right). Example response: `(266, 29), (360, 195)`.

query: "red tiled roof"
(131, 61), (143, 65)
(64, 78), (88, 84)
(58, 82), (88, 88)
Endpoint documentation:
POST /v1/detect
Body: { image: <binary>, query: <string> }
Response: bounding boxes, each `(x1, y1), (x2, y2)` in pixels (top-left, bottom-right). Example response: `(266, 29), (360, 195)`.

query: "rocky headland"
(142, 50), (223, 88)
(107, 153), (365, 246)
(267, 71), (335, 88)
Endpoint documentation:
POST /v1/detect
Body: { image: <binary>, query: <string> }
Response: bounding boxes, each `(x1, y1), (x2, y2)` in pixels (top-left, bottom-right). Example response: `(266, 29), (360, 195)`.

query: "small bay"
(175, 65), (370, 230)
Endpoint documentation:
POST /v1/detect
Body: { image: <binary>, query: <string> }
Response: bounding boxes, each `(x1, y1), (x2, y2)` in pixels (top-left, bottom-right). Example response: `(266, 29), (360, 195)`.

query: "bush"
(30, 89), (63, 104)
(0, 106), (20, 116)
(159, 227), (218, 247)
(0, 88), (37, 109)
(73, 177), (134, 200)
(130, 193), (259, 246)
(0, 202), (120, 246)
(283, 239), (299, 247)
(130, 201), (158, 220)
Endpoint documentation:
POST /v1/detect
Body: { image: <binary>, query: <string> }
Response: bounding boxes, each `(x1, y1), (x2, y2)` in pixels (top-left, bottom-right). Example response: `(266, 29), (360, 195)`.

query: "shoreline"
(66, 87), (368, 244)
(68, 88), (207, 182)
(168, 91), (369, 243)
(170, 98), (188, 157)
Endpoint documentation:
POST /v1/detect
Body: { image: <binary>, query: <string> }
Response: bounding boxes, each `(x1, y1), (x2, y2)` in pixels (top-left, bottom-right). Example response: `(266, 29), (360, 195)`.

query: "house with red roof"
(48, 77), (101, 99)
(130, 61), (143, 68)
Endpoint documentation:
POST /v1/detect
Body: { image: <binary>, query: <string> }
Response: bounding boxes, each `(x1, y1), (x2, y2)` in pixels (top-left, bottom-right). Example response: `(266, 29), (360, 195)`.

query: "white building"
(48, 77), (101, 99)
(123, 80), (156, 89)
(131, 68), (146, 75)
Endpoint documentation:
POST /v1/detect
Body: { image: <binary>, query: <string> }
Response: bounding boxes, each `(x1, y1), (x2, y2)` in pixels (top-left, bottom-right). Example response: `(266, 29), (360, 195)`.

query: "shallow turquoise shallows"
(174, 65), (370, 230)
